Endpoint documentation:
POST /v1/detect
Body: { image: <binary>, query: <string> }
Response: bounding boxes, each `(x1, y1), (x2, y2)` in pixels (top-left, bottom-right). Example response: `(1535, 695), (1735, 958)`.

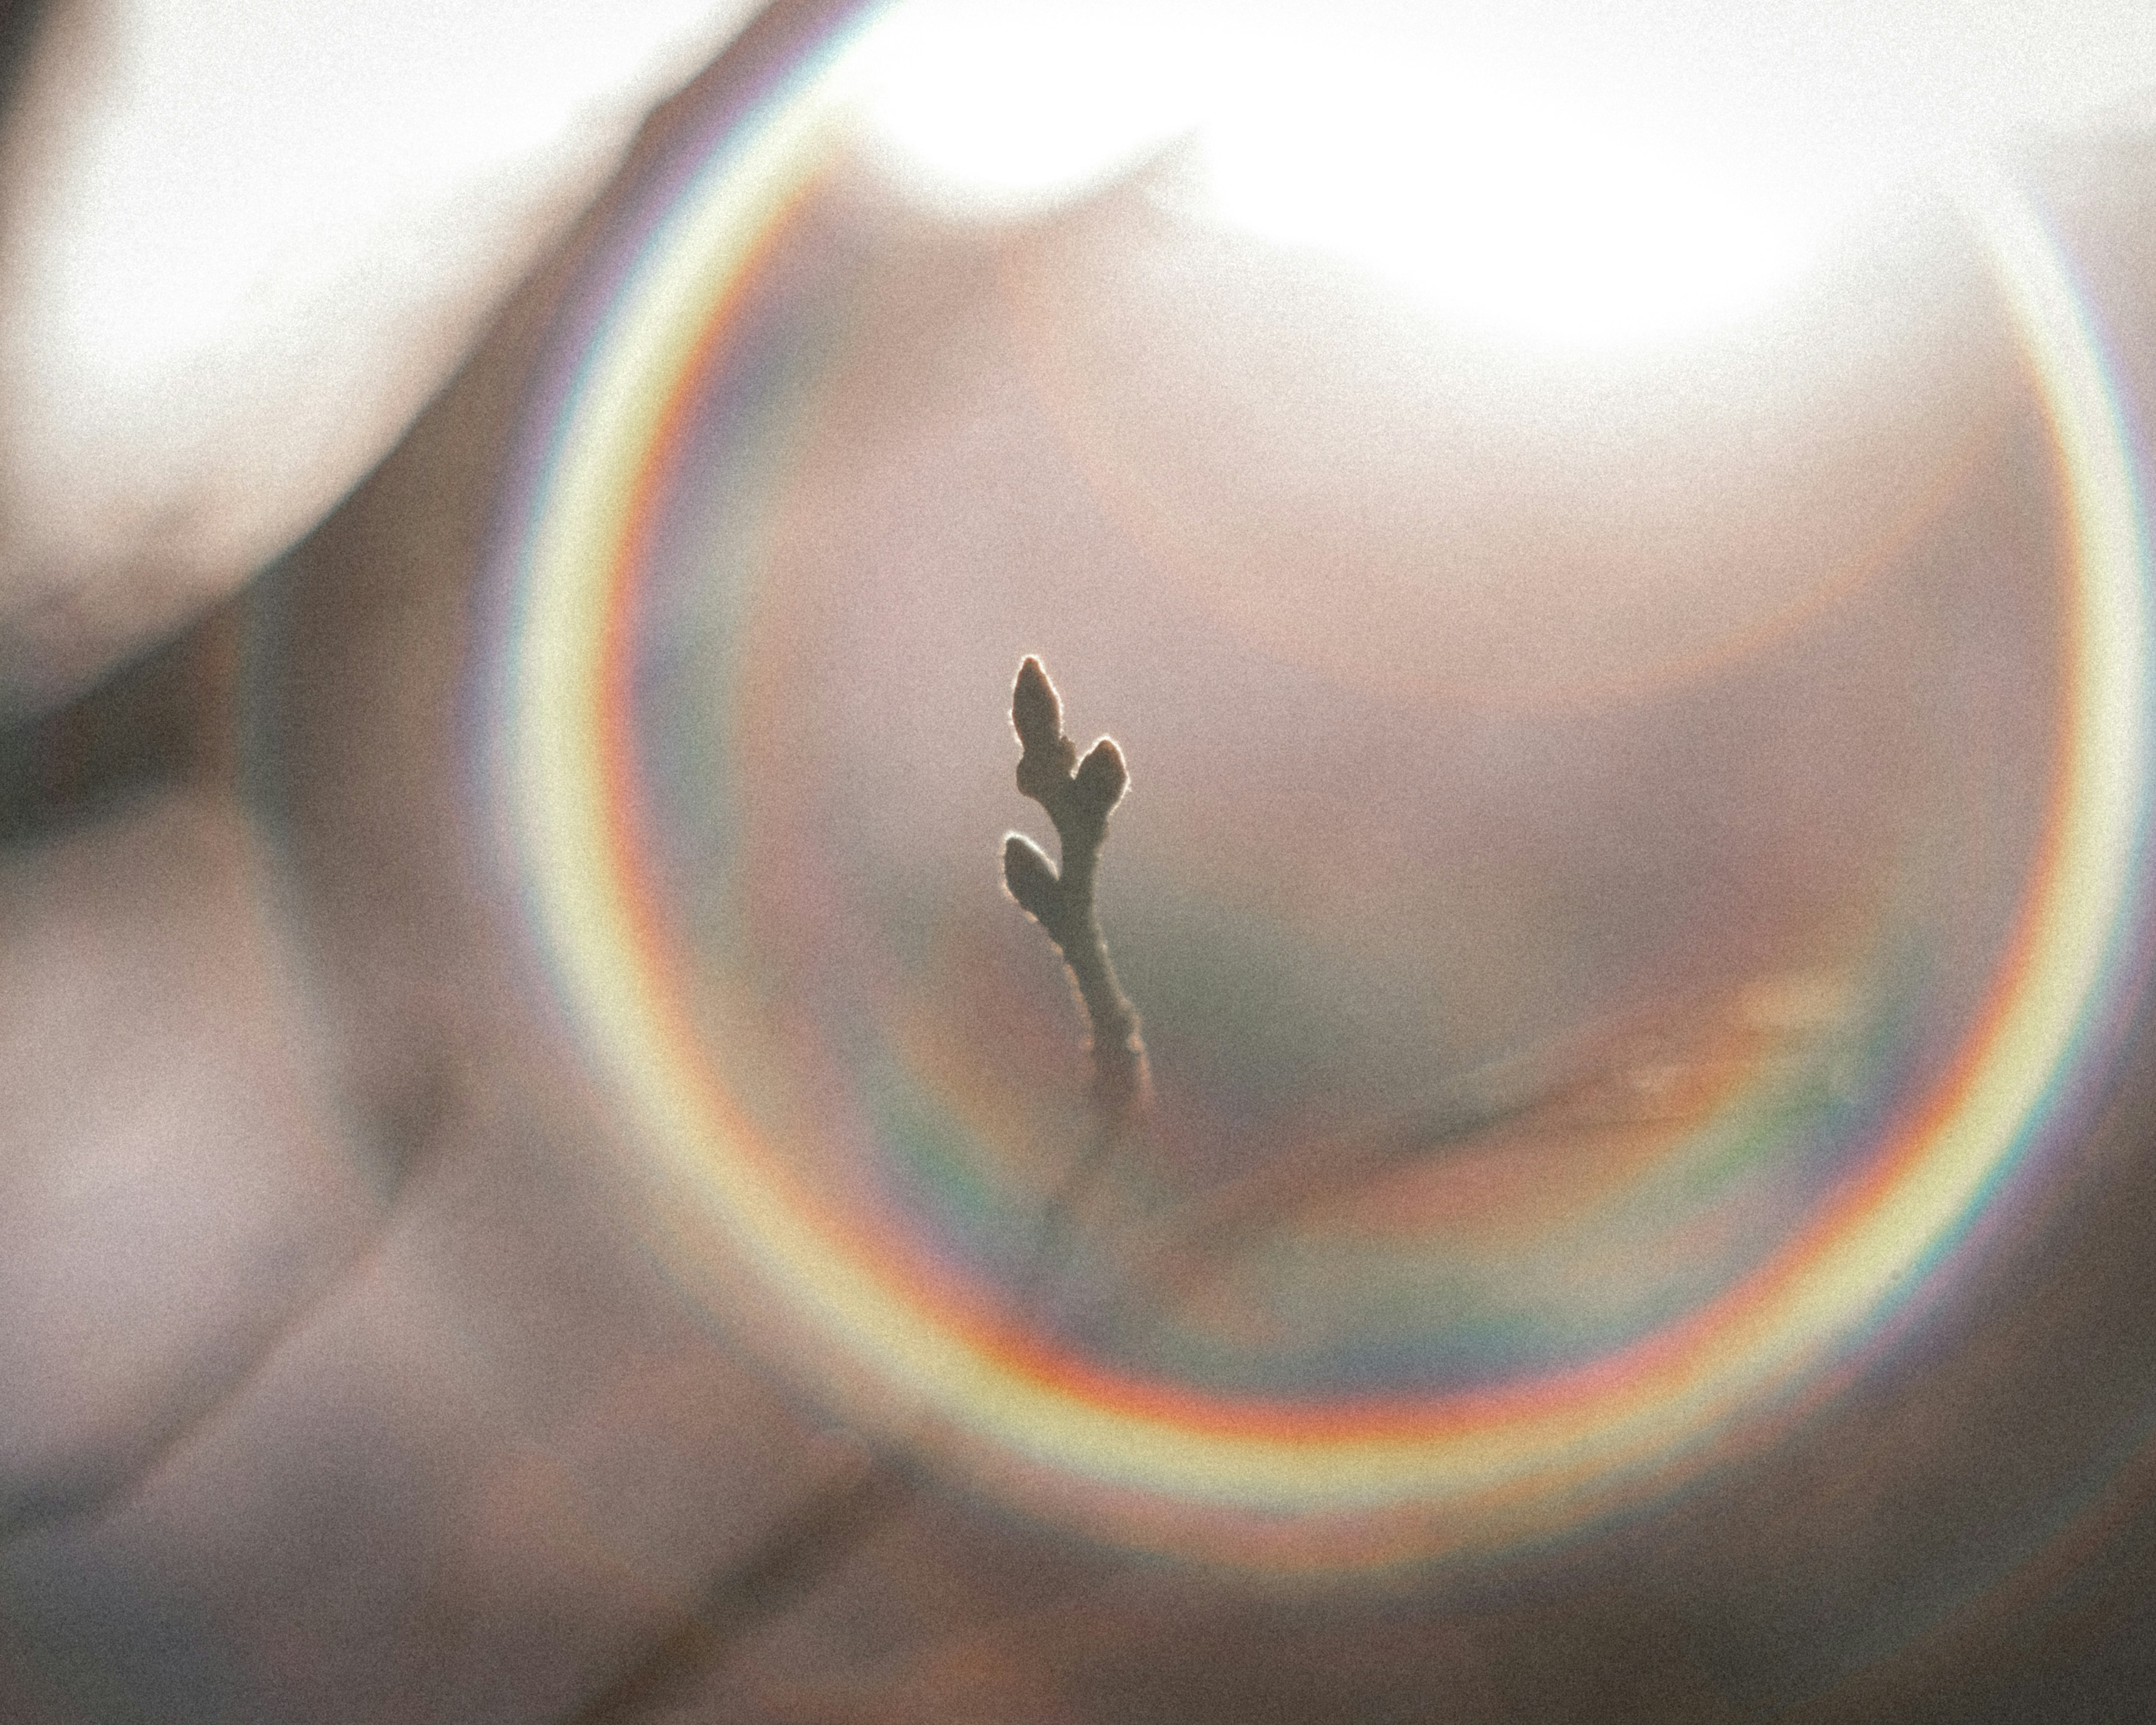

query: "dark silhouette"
(574, 658), (1151, 1719)
(1002, 656), (1150, 1125)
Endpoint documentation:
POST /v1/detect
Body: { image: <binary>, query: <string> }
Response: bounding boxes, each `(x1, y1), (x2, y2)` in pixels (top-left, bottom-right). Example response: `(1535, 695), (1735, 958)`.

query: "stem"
(569, 659), (1152, 1721)
(1002, 656), (1149, 1125)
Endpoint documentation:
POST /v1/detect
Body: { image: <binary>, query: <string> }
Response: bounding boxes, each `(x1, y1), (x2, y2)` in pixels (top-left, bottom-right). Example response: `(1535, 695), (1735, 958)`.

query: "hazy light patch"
(856, 4), (1808, 346)
(1191, 49), (1809, 346)
(853, 1), (1204, 220)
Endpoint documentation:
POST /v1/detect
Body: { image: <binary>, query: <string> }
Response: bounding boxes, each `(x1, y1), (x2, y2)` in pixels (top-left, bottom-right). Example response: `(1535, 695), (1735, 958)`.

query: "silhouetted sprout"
(1002, 656), (1149, 1126)
(575, 659), (1154, 1720)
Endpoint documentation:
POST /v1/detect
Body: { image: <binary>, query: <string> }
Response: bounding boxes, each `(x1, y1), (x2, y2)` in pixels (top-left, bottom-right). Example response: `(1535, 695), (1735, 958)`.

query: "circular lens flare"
(489, 2), (2153, 1571)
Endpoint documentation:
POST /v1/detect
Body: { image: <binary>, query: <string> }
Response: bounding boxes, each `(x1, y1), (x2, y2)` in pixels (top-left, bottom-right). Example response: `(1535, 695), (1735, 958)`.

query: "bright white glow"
(1195, 50), (1808, 345)
(0, 0), (766, 710)
(854, 1), (1203, 218)
(857, 6), (1808, 345)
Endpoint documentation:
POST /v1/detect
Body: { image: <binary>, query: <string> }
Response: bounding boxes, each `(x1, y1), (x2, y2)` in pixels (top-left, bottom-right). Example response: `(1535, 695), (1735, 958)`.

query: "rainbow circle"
(494, 6), (2153, 1568)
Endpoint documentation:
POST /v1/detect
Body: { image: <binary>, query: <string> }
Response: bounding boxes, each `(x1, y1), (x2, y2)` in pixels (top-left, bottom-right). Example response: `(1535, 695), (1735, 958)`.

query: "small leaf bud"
(1002, 832), (1061, 924)
(1011, 657), (1063, 754)
(1073, 737), (1127, 818)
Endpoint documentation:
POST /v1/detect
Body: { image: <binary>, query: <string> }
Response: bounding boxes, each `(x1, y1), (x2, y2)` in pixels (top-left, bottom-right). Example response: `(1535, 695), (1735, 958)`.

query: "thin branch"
(1002, 656), (1149, 1126)
(567, 1452), (916, 1722)
(567, 658), (1152, 1722)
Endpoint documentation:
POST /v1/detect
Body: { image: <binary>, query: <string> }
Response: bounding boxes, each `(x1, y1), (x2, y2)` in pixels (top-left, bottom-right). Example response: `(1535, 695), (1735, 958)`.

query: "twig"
(567, 1450), (916, 1722)
(1001, 656), (1150, 1126)
(567, 658), (1150, 1722)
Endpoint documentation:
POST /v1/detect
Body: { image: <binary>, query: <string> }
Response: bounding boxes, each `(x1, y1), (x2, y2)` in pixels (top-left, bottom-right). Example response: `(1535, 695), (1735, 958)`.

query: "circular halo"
(492, 6), (2153, 1569)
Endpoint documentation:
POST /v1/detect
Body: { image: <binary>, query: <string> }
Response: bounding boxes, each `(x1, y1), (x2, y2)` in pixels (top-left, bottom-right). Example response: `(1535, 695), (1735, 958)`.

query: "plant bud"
(1011, 656), (1063, 752)
(1073, 737), (1127, 816)
(1002, 832), (1061, 923)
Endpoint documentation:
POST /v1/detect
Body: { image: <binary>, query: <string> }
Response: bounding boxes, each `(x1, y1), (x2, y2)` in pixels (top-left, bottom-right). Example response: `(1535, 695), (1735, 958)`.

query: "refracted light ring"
(494, 10), (2154, 1570)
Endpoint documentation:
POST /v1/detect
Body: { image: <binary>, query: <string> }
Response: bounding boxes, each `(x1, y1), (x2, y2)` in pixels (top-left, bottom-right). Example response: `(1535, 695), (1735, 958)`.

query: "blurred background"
(7, 1), (2156, 1720)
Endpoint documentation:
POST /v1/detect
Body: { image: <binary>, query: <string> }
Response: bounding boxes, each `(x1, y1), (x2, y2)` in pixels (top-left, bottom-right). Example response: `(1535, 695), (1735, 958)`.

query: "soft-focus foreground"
(10, 2), (2156, 1721)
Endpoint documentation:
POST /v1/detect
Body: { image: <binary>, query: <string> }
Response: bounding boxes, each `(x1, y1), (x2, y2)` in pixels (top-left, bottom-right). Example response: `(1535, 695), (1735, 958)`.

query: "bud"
(1002, 832), (1061, 924)
(1072, 737), (1127, 818)
(1011, 656), (1063, 754)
